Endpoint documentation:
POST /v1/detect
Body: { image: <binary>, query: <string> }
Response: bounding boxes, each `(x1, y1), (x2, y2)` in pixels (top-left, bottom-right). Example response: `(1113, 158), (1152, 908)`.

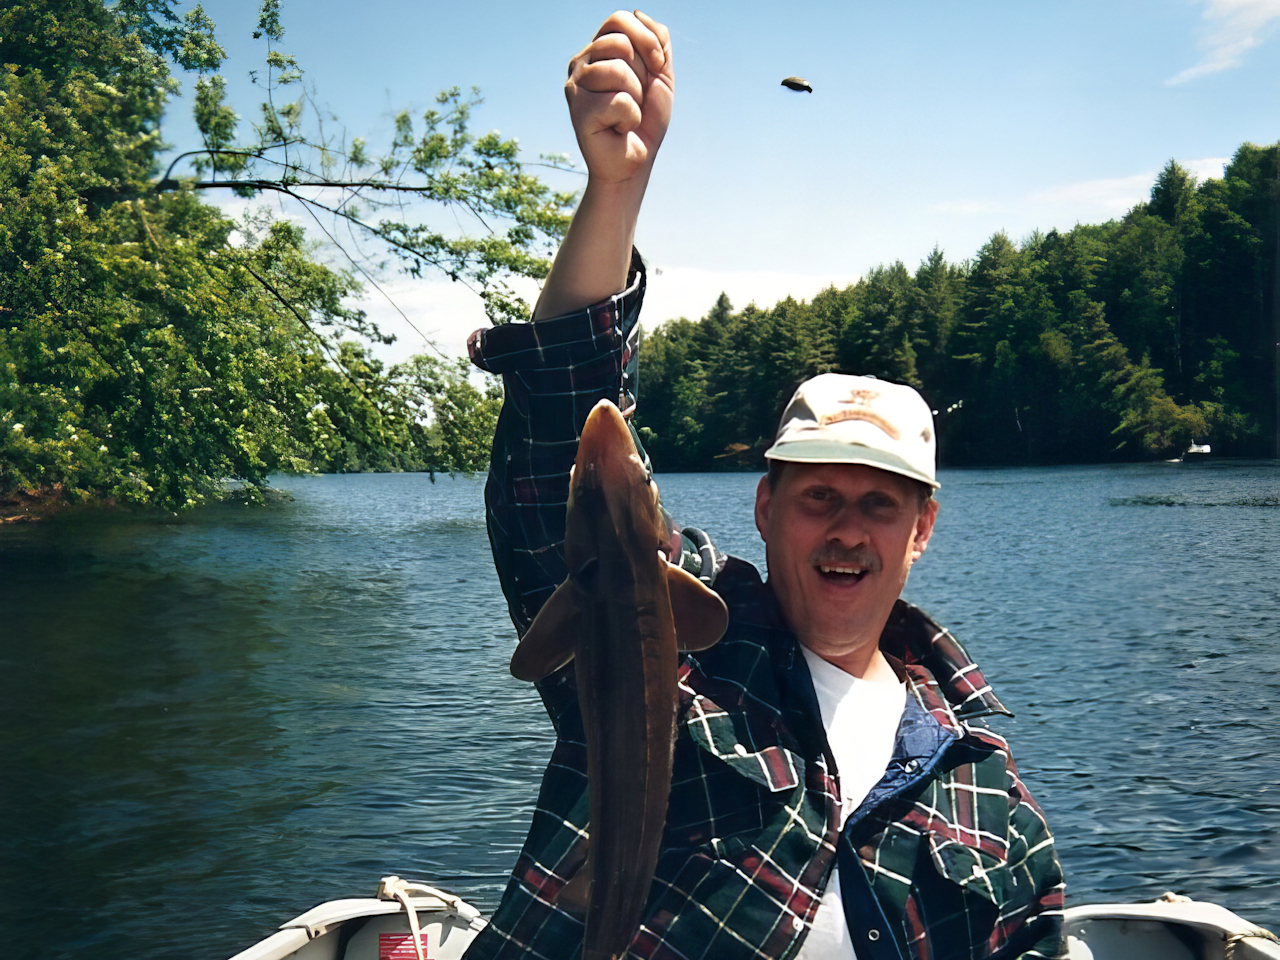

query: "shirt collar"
(711, 558), (1012, 723)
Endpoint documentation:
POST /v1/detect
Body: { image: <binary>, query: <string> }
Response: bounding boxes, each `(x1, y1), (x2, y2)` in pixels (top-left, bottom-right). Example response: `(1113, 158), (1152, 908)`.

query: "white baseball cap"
(764, 373), (940, 489)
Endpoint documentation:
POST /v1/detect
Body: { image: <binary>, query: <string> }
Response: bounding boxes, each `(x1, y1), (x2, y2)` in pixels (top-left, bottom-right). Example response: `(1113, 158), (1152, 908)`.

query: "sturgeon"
(510, 399), (729, 960)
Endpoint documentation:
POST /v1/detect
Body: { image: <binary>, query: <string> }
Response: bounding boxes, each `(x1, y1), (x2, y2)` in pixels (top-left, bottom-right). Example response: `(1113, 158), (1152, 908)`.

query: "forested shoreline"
(636, 152), (1279, 469)
(3, 2), (1277, 521)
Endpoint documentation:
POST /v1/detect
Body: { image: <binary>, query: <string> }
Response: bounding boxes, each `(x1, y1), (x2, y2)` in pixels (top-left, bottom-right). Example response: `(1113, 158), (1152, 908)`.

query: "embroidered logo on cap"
(817, 388), (901, 439)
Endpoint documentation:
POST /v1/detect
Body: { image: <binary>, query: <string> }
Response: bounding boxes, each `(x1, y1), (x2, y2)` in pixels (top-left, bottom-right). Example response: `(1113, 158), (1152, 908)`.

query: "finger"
(593, 9), (665, 75)
(581, 32), (645, 76)
(568, 32), (645, 88)
(574, 59), (645, 104)
(632, 10), (672, 69)
(579, 90), (643, 137)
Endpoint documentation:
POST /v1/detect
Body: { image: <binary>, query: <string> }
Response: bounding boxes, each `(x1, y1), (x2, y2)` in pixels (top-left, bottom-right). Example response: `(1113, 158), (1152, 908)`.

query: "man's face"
(754, 461), (938, 674)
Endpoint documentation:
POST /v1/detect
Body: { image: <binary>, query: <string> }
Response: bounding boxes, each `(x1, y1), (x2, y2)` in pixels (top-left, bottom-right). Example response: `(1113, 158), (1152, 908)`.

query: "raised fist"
(565, 10), (674, 184)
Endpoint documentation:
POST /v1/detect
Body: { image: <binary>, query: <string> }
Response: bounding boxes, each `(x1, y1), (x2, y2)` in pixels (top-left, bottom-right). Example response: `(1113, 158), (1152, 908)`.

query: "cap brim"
(764, 439), (940, 489)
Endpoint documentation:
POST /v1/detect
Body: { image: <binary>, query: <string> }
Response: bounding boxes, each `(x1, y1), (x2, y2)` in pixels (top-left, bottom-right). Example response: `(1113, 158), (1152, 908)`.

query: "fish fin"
(510, 580), (580, 681)
(667, 564), (729, 651)
(558, 853), (591, 917)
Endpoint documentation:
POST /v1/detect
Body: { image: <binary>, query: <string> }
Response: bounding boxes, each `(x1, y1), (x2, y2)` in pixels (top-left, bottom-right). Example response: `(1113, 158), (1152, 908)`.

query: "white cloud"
(641, 265), (860, 326)
(1168, 0), (1280, 85)
(1185, 156), (1230, 181)
(193, 180), (863, 361)
(1029, 172), (1157, 214)
(194, 190), (523, 364)
(311, 151), (1228, 365)
(358, 275), (541, 365)
(1027, 156), (1230, 223)
(353, 265), (864, 364)
(933, 200), (998, 215)
(927, 161), (1237, 224)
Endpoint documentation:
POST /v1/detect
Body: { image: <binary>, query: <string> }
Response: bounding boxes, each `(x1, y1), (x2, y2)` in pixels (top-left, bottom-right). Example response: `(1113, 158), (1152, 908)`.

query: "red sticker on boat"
(378, 933), (428, 959)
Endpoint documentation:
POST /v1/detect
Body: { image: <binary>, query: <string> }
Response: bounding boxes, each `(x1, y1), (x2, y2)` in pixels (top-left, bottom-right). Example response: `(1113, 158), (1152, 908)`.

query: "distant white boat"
(1186, 442), (1212, 456)
(226, 879), (1280, 960)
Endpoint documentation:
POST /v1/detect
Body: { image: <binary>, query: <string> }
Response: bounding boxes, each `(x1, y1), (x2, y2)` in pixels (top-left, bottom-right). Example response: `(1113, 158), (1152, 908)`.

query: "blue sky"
(164, 1), (1280, 359)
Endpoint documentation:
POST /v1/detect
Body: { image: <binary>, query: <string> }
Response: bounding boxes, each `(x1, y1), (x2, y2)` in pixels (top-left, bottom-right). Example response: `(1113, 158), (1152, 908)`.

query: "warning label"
(378, 933), (429, 960)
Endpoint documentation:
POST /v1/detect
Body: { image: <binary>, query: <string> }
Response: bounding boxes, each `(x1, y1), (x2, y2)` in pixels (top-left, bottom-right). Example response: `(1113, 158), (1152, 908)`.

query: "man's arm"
(532, 10), (673, 319)
(470, 11), (674, 636)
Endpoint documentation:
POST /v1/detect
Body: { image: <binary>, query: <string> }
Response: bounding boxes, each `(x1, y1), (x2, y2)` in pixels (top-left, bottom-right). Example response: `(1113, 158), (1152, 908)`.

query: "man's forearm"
(533, 173), (649, 320)
(535, 8), (671, 319)
(474, 265), (646, 634)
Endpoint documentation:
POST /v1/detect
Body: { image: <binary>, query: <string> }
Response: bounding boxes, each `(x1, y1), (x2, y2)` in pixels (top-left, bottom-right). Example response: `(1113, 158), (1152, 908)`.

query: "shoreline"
(0, 487), (76, 524)
(3, 456), (1261, 524)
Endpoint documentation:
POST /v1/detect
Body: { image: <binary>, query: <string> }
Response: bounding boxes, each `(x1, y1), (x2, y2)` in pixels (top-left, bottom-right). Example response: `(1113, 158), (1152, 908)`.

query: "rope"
(1225, 927), (1280, 960)
(376, 875), (470, 960)
(1160, 892), (1280, 960)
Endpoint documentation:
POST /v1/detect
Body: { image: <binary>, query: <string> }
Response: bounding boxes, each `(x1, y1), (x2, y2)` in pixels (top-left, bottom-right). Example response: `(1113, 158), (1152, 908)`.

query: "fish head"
(511, 400), (729, 683)
(566, 400), (668, 579)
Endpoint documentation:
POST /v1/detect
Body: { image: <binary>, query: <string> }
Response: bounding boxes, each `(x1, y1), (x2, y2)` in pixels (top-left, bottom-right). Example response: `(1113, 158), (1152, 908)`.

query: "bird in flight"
(781, 77), (813, 93)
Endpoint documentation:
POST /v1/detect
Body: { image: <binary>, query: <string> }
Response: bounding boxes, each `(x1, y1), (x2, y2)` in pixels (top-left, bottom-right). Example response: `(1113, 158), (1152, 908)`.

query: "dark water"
(1, 461), (1277, 959)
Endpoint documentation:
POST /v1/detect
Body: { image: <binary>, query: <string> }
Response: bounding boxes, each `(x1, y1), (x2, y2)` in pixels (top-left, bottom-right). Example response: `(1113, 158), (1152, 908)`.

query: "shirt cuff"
(468, 249), (646, 376)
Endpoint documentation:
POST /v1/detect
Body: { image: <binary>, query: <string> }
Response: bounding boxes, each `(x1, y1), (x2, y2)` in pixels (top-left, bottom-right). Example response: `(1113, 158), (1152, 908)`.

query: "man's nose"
(825, 503), (870, 546)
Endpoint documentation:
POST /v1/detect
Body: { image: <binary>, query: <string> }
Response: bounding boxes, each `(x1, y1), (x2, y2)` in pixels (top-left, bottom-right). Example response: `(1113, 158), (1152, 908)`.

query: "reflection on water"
(0, 462), (1277, 959)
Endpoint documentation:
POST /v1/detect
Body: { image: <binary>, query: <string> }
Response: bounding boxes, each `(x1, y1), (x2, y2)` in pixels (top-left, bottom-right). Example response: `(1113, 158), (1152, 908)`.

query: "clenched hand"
(565, 10), (674, 184)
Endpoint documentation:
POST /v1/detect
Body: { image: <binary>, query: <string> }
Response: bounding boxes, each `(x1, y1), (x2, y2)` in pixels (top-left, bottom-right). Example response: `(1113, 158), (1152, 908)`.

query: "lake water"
(1, 461), (1277, 959)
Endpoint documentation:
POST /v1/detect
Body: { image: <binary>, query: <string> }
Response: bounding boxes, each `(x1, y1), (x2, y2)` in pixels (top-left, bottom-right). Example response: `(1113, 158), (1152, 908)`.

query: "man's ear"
(754, 474), (772, 542)
(912, 499), (939, 560)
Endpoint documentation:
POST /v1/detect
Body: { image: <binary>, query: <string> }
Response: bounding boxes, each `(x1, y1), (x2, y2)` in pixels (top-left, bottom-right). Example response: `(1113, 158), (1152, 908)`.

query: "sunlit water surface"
(1, 461), (1277, 959)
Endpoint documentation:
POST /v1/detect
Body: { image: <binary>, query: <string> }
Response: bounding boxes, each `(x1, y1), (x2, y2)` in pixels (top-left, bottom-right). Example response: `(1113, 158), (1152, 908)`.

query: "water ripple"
(1, 464), (1277, 959)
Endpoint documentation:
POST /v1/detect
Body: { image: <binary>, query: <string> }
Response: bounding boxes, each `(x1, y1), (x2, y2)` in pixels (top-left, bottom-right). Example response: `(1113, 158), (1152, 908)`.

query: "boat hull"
(1066, 897), (1280, 960)
(227, 882), (485, 960)
(228, 883), (1280, 960)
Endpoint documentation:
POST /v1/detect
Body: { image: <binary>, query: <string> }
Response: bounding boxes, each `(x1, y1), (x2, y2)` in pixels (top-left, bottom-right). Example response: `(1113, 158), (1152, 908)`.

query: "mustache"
(809, 545), (881, 572)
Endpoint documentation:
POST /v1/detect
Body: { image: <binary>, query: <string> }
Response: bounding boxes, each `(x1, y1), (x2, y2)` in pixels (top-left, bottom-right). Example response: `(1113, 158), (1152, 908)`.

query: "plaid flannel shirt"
(466, 255), (1067, 960)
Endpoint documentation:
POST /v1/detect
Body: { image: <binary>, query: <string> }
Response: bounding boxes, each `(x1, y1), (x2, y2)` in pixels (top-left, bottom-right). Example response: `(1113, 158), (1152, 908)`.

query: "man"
(464, 11), (1065, 960)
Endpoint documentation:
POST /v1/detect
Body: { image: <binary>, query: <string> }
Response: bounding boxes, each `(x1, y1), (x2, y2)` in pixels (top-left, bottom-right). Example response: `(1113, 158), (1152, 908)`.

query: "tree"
(836, 262), (921, 386)
(910, 247), (966, 391)
(162, 0), (574, 326)
(1184, 144), (1277, 452)
(1148, 159), (1199, 227)
(0, 0), (560, 511)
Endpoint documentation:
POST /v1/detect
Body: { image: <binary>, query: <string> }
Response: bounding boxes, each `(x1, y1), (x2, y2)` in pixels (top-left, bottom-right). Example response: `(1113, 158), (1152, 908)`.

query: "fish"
(781, 76), (813, 92)
(509, 399), (730, 960)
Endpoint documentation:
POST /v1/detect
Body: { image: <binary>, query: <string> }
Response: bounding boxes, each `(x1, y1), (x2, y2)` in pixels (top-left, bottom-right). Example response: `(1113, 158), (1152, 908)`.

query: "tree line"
(636, 151), (1279, 468)
(4, 2), (1276, 518)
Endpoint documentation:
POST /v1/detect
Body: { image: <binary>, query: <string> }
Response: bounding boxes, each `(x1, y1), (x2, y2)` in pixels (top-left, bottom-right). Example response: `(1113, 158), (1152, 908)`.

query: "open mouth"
(817, 565), (868, 584)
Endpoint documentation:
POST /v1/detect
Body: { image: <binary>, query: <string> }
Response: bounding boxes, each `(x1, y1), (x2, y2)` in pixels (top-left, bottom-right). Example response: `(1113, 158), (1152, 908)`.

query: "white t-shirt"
(794, 647), (907, 960)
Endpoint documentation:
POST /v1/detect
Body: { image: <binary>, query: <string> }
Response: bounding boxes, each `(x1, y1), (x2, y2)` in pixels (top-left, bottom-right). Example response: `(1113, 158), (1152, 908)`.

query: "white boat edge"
(1064, 894), (1280, 960)
(228, 877), (487, 960)
(226, 879), (1280, 960)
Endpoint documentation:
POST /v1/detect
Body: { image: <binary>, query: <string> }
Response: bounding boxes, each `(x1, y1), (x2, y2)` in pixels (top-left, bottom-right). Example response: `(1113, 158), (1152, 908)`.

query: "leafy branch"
(157, 2), (579, 328)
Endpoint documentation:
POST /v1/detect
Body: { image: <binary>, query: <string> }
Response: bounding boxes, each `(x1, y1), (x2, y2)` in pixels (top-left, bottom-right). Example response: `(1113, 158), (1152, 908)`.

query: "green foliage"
(637, 141), (1278, 468)
(391, 355), (503, 474)
(0, 0), (523, 510)
(161, 7), (577, 326)
(192, 74), (244, 176)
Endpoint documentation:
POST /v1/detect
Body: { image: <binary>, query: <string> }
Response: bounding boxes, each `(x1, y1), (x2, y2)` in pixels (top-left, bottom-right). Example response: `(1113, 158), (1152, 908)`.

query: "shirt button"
(867, 929), (881, 942)
(792, 916), (805, 931)
(734, 743), (749, 757)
